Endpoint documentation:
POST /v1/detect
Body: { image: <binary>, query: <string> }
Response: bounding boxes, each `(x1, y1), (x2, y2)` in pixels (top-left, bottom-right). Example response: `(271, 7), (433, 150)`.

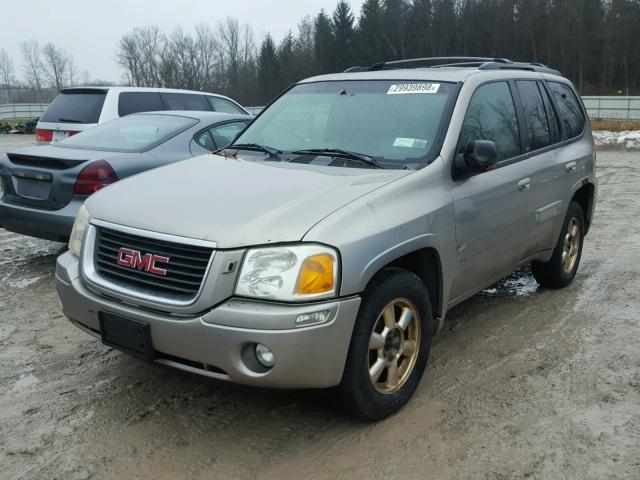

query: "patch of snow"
(593, 130), (640, 150)
(11, 373), (41, 392)
(8, 275), (44, 289)
(501, 274), (539, 296)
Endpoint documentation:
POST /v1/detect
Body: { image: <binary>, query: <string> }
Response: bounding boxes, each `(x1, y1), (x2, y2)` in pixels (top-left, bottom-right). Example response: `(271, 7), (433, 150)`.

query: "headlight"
(236, 245), (339, 301)
(68, 205), (91, 257)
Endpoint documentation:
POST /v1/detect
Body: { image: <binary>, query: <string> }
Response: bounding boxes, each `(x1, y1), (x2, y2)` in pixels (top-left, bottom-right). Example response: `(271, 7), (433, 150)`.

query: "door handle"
(518, 178), (531, 191)
(565, 161), (577, 172)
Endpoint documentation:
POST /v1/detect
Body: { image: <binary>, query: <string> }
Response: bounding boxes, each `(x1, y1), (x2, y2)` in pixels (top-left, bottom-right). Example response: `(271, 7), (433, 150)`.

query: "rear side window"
(118, 92), (164, 116)
(540, 84), (560, 143)
(460, 82), (521, 162)
(207, 96), (246, 114)
(161, 93), (211, 111)
(40, 91), (106, 124)
(516, 80), (552, 151)
(547, 82), (585, 139)
(195, 121), (247, 151)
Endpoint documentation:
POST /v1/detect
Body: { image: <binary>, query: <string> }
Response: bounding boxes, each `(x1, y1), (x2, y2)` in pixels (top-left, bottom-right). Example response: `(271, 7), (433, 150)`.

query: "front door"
(449, 81), (534, 299)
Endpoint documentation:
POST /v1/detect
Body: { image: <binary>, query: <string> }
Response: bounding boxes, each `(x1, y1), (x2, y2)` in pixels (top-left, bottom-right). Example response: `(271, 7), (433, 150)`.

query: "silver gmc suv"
(55, 57), (597, 421)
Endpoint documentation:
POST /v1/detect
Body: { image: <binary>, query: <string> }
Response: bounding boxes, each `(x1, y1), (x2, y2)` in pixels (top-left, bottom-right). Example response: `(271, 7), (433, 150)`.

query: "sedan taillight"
(74, 160), (118, 195)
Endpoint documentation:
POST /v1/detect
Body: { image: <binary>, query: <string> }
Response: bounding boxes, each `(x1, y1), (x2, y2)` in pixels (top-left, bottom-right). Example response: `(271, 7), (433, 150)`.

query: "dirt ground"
(1, 135), (639, 479)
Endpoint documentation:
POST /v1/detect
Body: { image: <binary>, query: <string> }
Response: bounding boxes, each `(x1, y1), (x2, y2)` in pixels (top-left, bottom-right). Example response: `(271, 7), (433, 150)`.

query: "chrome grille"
(94, 226), (214, 301)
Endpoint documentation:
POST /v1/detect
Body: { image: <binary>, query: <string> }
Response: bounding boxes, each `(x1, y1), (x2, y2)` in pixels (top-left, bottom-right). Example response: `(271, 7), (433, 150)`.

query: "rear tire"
(336, 268), (433, 421)
(532, 201), (585, 289)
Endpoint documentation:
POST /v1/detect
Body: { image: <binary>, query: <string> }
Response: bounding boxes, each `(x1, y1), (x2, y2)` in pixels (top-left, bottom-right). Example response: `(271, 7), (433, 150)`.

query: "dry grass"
(591, 119), (640, 132)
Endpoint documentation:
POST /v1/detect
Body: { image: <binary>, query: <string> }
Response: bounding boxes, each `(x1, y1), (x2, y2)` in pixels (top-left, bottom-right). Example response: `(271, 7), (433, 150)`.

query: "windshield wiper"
(231, 143), (283, 161)
(58, 118), (83, 123)
(292, 148), (384, 169)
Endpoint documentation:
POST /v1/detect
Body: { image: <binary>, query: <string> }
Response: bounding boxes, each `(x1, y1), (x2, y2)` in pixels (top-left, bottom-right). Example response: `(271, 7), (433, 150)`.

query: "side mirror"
(453, 140), (498, 179)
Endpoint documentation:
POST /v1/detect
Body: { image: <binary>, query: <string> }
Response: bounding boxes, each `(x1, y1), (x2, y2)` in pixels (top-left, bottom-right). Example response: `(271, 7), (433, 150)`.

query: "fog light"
(295, 309), (330, 327)
(255, 344), (275, 368)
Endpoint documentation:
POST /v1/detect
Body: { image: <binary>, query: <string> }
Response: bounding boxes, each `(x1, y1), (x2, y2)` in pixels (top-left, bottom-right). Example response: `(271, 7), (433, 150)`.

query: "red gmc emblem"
(117, 247), (170, 276)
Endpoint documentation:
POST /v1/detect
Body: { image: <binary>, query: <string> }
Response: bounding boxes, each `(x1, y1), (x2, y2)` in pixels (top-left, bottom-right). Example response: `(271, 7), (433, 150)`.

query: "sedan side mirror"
(453, 140), (498, 179)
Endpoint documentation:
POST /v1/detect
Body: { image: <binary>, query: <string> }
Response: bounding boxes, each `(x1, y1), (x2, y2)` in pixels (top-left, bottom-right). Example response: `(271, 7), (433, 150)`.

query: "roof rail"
(344, 56), (561, 76)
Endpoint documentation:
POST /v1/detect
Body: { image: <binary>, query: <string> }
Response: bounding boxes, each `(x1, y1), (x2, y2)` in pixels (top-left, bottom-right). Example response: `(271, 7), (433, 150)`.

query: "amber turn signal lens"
(295, 254), (335, 295)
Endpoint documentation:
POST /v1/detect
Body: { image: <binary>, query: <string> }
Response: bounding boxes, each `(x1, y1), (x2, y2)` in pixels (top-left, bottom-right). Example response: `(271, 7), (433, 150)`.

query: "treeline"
(0, 41), (110, 104)
(116, 0), (640, 105)
(2, 0), (638, 107)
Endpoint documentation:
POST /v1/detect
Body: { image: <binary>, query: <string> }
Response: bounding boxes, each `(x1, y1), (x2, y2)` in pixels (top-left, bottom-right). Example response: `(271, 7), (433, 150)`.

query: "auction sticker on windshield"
(387, 83), (440, 95)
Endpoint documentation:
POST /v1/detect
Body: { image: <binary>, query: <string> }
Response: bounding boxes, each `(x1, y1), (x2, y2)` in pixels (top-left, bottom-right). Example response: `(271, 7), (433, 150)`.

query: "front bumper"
(0, 196), (84, 242)
(55, 251), (361, 388)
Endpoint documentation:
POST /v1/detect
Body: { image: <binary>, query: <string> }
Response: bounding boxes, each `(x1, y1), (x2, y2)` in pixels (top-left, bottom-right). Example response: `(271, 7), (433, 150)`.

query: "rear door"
(449, 81), (535, 299)
(36, 89), (107, 144)
(512, 79), (565, 256)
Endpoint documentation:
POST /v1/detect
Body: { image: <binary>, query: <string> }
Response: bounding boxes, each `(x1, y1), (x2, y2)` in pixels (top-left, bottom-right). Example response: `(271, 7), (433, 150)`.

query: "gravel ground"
(1, 135), (639, 479)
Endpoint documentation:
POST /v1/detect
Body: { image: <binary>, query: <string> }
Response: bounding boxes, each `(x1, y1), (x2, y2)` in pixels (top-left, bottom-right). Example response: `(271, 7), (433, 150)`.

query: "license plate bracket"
(99, 313), (156, 361)
(52, 130), (69, 142)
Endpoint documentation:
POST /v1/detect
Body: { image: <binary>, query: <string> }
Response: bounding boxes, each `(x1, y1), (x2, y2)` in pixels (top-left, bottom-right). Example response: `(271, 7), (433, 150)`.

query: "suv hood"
(85, 154), (411, 248)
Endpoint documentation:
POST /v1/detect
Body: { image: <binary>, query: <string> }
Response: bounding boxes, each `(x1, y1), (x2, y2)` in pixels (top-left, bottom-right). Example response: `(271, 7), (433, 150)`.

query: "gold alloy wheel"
(368, 298), (421, 394)
(562, 217), (581, 273)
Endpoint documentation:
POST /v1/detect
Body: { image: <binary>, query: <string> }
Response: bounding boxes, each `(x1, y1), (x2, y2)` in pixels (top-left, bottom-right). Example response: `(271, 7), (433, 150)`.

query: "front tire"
(336, 268), (433, 421)
(532, 201), (585, 288)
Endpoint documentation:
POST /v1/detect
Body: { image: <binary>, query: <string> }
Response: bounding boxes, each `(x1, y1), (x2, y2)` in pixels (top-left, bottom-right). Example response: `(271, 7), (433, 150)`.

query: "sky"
(0, 0), (366, 83)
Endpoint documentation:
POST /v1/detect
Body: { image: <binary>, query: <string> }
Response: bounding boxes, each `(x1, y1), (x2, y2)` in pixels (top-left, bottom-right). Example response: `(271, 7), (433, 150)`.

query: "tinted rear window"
(40, 91), (106, 124)
(548, 82), (586, 139)
(161, 93), (211, 111)
(118, 92), (164, 116)
(57, 114), (198, 153)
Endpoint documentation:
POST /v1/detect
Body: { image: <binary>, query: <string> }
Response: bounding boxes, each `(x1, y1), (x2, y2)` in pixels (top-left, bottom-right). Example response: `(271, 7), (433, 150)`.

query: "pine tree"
(355, 0), (386, 65)
(332, 0), (356, 71)
(277, 31), (297, 88)
(258, 35), (280, 103)
(382, 0), (410, 60)
(314, 9), (335, 73)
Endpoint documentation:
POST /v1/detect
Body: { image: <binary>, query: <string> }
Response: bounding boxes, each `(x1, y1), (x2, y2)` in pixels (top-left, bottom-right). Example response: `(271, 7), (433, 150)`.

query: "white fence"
(0, 104), (49, 121)
(581, 96), (640, 120)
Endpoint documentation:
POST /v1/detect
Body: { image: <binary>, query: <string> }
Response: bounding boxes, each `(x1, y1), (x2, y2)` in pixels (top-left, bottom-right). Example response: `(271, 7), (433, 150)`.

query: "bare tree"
(21, 40), (43, 95)
(116, 26), (164, 86)
(195, 23), (222, 91)
(0, 49), (15, 103)
(41, 43), (73, 91)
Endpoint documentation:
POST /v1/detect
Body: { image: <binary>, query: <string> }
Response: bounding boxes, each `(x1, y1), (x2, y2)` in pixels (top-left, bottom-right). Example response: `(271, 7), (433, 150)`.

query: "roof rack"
(344, 57), (561, 76)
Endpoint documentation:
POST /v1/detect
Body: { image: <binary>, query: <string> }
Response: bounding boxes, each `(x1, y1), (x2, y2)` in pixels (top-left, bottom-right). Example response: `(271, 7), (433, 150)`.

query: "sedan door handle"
(518, 178), (531, 191)
(565, 161), (577, 172)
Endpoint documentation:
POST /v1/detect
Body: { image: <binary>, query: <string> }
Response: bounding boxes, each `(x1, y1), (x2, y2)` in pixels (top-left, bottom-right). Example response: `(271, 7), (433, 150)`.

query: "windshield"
(234, 80), (455, 167)
(57, 114), (198, 152)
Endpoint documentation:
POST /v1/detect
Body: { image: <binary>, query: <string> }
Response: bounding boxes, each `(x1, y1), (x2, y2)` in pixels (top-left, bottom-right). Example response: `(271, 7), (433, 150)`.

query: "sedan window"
(196, 121), (248, 150)
(57, 114), (198, 152)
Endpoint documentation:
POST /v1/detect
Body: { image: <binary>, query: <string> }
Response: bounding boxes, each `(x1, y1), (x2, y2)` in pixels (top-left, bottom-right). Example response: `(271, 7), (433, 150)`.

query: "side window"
(208, 121), (247, 148)
(160, 93), (211, 111)
(515, 80), (552, 151)
(460, 82), (521, 162)
(207, 96), (246, 114)
(195, 131), (216, 150)
(540, 83), (560, 143)
(547, 82), (585, 139)
(118, 92), (164, 116)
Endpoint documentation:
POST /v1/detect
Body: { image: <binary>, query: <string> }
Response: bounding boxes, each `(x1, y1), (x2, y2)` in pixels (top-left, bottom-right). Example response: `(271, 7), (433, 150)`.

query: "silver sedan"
(0, 111), (251, 241)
